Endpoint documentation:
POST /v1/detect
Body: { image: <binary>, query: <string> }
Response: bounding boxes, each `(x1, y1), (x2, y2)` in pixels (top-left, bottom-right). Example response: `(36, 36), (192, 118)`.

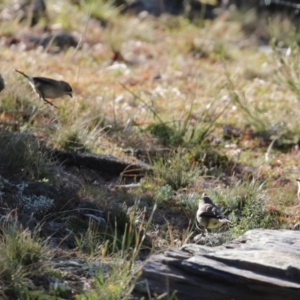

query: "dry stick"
(265, 135), (281, 163)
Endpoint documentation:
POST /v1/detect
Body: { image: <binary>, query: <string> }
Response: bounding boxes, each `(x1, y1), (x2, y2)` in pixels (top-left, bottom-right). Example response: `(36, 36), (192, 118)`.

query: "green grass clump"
(75, 219), (110, 256)
(0, 224), (48, 298)
(77, 201), (158, 299)
(60, 131), (88, 152)
(0, 131), (53, 180)
(147, 122), (185, 147)
(3, 230), (43, 266)
(79, 266), (132, 300)
(210, 180), (275, 236)
(153, 150), (202, 190)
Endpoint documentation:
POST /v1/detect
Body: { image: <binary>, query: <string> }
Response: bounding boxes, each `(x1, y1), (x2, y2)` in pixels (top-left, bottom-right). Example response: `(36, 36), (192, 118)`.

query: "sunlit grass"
(1, 0), (300, 297)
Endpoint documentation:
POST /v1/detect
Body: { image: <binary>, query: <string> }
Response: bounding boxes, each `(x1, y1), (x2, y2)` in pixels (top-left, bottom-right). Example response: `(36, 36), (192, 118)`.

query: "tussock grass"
(0, 222), (50, 299)
(0, 131), (53, 180)
(153, 150), (202, 190)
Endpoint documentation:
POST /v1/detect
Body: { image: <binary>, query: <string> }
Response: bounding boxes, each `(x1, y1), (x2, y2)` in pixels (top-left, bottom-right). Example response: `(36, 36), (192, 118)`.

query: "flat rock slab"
(50, 148), (152, 177)
(134, 229), (300, 299)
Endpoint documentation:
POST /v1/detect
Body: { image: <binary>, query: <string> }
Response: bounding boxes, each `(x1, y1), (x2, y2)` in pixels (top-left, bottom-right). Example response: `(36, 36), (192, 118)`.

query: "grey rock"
(134, 229), (300, 299)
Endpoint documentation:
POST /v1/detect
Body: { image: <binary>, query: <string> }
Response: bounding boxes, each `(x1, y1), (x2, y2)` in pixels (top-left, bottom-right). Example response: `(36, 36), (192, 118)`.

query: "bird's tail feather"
(15, 69), (30, 79)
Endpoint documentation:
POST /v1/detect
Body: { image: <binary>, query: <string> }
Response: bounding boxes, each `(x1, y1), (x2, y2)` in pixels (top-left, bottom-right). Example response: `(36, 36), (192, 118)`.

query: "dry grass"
(1, 0), (300, 298)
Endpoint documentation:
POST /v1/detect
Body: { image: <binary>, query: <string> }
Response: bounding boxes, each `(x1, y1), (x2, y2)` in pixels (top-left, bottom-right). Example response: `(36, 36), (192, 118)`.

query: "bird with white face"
(196, 193), (230, 232)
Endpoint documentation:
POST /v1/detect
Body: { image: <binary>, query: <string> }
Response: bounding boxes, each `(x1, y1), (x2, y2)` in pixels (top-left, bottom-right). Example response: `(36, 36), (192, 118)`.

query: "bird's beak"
(69, 93), (73, 98)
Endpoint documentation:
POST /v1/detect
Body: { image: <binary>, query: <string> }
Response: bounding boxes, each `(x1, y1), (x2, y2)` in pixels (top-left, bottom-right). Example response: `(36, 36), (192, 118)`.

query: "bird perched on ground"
(196, 193), (230, 231)
(15, 69), (73, 108)
(0, 74), (5, 92)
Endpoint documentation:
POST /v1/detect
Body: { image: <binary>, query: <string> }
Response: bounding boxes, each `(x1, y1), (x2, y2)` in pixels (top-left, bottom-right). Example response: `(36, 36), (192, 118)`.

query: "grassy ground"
(1, 1), (300, 299)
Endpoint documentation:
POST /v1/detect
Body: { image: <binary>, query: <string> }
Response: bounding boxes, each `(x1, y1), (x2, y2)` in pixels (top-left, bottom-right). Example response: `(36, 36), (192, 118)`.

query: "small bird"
(0, 74), (5, 92)
(15, 69), (73, 108)
(196, 193), (230, 231)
